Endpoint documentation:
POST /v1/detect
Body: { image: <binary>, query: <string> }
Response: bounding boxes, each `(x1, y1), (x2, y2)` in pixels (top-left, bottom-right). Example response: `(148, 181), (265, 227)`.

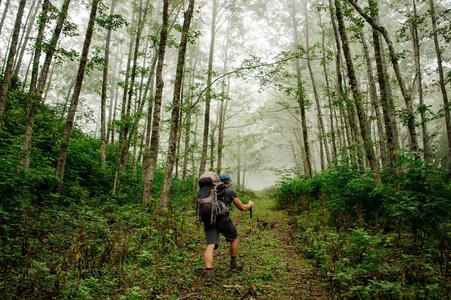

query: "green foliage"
(276, 156), (450, 298)
(0, 79), (197, 298)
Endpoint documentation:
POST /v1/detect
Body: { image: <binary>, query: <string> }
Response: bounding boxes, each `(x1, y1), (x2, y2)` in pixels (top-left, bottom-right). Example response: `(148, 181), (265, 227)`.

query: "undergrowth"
(275, 157), (450, 299)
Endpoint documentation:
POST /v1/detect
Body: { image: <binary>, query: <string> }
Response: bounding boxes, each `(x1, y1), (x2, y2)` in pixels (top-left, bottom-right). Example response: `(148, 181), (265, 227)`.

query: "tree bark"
(13, 0), (39, 78)
(305, 3), (330, 170)
(100, 0), (118, 167)
(411, 0), (432, 162)
(119, 0), (151, 170)
(289, 2), (312, 176)
(328, 0), (357, 163)
(318, 10), (337, 160)
(359, 30), (387, 168)
(199, 0), (218, 176)
(428, 0), (450, 172)
(20, 0), (71, 169)
(117, 8), (136, 165)
(110, 44), (125, 143)
(55, 0), (99, 192)
(182, 52), (198, 180)
(28, 0), (50, 93)
(365, 0), (399, 181)
(347, 0), (419, 154)
(216, 25), (230, 174)
(335, 0), (380, 183)
(0, 0), (27, 123)
(0, 0), (11, 36)
(141, 0), (170, 208)
(42, 63), (54, 102)
(157, 0), (195, 210)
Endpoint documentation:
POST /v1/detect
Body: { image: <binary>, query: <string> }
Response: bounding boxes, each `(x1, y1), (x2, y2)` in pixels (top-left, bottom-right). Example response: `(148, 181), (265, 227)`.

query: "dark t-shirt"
(221, 188), (238, 208)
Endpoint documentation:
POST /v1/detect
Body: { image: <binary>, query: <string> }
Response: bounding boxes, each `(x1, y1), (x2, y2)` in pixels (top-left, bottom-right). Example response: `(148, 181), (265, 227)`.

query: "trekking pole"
(248, 207), (253, 270)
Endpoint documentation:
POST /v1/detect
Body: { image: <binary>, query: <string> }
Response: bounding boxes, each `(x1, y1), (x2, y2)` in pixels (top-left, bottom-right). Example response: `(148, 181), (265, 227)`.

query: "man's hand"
(247, 200), (254, 210)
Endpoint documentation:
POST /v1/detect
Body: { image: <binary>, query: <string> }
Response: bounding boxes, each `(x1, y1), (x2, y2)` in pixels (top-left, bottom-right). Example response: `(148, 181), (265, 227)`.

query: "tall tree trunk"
(42, 63), (54, 102)
(359, 30), (387, 168)
(347, 0), (419, 154)
(28, 0), (50, 93)
(119, 0), (151, 170)
(289, 2), (312, 176)
(428, 0), (450, 172)
(182, 52), (198, 180)
(55, 0), (99, 192)
(209, 109), (219, 170)
(20, 0), (71, 169)
(157, 0), (195, 210)
(141, 0), (170, 208)
(100, 0), (118, 167)
(335, 0), (380, 183)
(319, 11), (337, 160)
(328, 0), (357, 163)
(0, 0), (27, 123)
(13, 0), (39, 78)
(216, 27), (230, 174)
(199, 0), (218, 176)
(366, 0), (399, 181)
(305, 3), (330, 169)
(107, 45), (120, 143)
(0, 0), (11, 36)
(118, 9), (136, 165)
(174, 85), (184, 178)
(411, 0), (432, 162)
(110, 44), (125, 143)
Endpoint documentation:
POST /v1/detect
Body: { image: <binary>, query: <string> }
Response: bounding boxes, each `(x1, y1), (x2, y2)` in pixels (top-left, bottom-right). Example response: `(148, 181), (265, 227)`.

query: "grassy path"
(167, 196), (327, 300)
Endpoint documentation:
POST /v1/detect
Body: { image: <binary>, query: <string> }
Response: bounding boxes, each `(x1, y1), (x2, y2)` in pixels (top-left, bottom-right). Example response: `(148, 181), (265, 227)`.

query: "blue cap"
(220, 173), (232, 183)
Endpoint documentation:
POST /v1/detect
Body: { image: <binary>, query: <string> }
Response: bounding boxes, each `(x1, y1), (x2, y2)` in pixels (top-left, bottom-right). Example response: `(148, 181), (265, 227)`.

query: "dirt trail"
(174, 196), (327, 300)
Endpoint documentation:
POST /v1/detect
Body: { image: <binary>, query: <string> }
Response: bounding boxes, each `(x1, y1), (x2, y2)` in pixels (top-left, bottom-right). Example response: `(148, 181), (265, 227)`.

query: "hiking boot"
(205, 269), (214, 285)
(230, 260), (244, 272)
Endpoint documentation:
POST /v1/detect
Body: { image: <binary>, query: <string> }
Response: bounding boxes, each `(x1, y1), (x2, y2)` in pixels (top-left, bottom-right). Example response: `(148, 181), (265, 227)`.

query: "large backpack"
(197, 171), (230, 225)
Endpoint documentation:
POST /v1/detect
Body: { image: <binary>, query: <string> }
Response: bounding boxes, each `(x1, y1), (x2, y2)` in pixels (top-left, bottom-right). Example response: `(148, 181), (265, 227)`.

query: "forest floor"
(161, 196), (327, 300)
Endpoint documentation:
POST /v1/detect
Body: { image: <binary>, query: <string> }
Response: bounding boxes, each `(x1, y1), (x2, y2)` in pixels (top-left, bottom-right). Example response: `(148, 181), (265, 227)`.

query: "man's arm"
(233, 197), (254, 211)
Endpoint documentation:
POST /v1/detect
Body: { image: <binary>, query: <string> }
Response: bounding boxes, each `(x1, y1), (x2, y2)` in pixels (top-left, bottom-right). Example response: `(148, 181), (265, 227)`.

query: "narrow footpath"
(172, 196), (327, 300)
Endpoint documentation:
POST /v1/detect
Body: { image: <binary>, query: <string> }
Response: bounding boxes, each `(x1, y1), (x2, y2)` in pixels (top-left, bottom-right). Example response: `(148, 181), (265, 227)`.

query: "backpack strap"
(210, 187), (217, 225)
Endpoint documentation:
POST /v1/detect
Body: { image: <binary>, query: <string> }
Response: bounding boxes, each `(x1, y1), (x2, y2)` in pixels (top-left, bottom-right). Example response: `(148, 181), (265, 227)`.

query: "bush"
(277, 155), (450, 298)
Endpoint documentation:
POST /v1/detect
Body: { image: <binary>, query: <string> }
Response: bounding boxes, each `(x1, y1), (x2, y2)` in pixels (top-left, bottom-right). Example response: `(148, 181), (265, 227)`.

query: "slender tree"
(100, 0), (119, 167)
(13, 0), (39, 78)
(359, 30), (387, 168)
(55, 0), (100, 192)
(335, 0), (380, 183)
(289, 1), (312, 176)
(199, 0), (218, 176)
(28, 0), (50, 93)
(142, 0), (170, 208)
(347, 0), (419, 154)
(410, 0), (432, 162)
(0, 0), (27, 123)
(20, 0), (71, 168)
(0, 0), (10, 35)
(427, 0), (450, 172)
(119, 0), (151, 169)
(318, 10), (338, 160)
(157, 0), (195, 210)
(216, 24), (230, 174)
(305, 2), (330, 169)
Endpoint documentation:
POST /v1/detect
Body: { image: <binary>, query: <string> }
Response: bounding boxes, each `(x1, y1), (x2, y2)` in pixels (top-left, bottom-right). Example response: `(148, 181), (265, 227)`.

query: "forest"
(0, 0), (449, 299)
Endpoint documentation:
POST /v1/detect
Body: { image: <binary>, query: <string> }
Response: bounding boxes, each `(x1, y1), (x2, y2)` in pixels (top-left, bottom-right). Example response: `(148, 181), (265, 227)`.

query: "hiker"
(199, 172), (254, 284)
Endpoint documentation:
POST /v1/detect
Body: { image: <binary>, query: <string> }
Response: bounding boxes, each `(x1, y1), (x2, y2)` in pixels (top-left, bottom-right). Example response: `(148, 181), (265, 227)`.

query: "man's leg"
(204, 244), (215, 268)
(230, 237), (239, 257)
(230, 237), (243, 270)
